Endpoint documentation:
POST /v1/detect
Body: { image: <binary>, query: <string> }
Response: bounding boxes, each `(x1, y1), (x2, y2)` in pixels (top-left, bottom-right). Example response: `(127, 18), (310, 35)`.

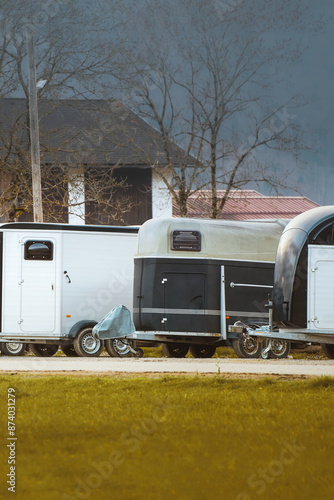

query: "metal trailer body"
(244, 206), (334, 358)
(0, 222), (138, 354)
(131, 217), (289, 352)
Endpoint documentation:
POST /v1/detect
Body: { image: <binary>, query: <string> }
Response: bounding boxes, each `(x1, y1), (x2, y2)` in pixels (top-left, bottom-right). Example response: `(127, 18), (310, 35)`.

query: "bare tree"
(0, 98), (138, 224)
(0, 0), (125, 100)
(0, 0), (133, 223)
(114, 0), (323, 218)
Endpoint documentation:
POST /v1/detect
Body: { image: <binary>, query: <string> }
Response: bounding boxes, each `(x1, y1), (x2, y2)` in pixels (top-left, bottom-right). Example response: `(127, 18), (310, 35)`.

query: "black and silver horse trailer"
(131, 217), (288, 358)
(243, 206), (334, 359)
(272, 205), (334, 359)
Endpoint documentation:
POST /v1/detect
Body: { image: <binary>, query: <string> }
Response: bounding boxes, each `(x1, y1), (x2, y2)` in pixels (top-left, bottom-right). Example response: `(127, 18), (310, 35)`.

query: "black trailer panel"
(133, 257), (274, 338)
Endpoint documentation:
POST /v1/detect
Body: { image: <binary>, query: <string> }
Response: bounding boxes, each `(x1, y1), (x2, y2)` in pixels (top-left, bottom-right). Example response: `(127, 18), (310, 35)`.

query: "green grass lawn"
(1, 375), (333, 500)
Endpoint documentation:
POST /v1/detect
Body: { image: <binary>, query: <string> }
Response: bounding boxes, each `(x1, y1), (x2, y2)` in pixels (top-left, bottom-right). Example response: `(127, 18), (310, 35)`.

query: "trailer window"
(171, 230), (201, 251)
(24, 241), (53, 261)
(311, 222), (334, 245)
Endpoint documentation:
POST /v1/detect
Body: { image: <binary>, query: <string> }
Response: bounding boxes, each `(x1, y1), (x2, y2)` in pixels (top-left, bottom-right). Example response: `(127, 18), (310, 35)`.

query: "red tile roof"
(172, 190), (319, 220)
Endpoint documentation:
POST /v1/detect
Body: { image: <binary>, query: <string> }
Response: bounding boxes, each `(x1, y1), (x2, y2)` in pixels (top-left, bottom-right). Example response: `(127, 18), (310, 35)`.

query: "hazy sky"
(2, 0), (333, 205)
(275, 0), (334, 204)
(120, 0), (334, 205)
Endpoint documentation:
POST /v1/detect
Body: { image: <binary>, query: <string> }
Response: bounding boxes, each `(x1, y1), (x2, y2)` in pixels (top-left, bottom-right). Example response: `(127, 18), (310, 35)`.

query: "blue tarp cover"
(92, 305), (135, 340)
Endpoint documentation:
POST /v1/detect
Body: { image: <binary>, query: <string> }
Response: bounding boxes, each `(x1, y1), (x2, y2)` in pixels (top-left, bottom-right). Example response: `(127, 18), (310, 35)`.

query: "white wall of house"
(67, 166), (172, 224)
(68, 169), (85, 225)
(152, 167), (173, 218)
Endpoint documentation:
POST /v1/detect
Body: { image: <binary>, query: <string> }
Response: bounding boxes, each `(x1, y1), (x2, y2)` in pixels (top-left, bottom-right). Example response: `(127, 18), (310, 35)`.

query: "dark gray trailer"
(123, 217), (289, 358)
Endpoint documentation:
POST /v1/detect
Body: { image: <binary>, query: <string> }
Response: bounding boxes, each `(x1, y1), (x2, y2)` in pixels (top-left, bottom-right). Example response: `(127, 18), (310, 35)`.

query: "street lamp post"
(26, 30), (43, 222)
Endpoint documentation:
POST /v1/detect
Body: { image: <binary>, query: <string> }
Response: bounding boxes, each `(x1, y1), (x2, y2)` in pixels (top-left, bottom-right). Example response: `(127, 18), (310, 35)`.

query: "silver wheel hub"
(82, 333), (100, 354)
(243, 336), (259, 355)
(7, 343), (24, 354)
(113, 339), (130, 355)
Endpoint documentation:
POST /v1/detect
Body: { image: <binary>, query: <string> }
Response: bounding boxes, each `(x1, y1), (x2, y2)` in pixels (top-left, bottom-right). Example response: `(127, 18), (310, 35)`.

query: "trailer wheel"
(73, 327), (104, 357)
(268, 340), (290, 359)
(232, 336), (262, 358)
(132, 347), (144, 358)
(321, 343), (334, 359)
(30, 344), (59, 357)
(105, 338), (132, 357)
(189, 345), (216, 358)
(61, 345), (79, 357)
(0, 342), (26, 356)
(162, 343), (189, 358)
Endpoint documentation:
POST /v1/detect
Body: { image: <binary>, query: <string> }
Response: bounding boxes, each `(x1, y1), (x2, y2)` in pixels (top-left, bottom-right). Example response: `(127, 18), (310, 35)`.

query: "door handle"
(64, 271), (71, 283)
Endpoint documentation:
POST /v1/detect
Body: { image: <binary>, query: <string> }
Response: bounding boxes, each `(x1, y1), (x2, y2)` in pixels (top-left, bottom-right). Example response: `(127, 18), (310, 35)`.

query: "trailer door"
(308, 245), (334, 330)
(162, 272), (205, 331)
(20, 238), (56, 332)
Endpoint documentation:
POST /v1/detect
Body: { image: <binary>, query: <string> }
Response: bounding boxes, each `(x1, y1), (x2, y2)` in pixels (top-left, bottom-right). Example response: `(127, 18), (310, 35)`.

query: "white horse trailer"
(0, 222), (138, 357)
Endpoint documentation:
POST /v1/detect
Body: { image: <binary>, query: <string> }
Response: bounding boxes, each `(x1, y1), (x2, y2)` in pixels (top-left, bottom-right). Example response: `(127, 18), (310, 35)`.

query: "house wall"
(85, 166), (152, 226)
(68, 168), (85, 225)
(2, 165), (173, 226)
(152, 167), (173, 219)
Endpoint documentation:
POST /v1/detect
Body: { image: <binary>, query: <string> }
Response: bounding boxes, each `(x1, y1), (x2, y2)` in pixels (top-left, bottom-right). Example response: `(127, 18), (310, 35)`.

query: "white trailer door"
(308, 245), (334, 330)
(20, 238), (57, 332)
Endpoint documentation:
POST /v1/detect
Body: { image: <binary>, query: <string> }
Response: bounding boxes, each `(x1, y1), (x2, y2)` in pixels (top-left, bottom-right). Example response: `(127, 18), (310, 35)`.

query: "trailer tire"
(162, 343), (189, 358)
(73, 327), (104, 357)
(189, 345), (216, 358)
(61, 345), (79, 357)
(232, 336), (262, 358)
(30, 344), (59, 357)
(321, 343), (334, 359)
(132, 347), (144, 358)
(105, 338), (132, 357)
(268, 340), (290, 359)
(0, 342), (26, 356)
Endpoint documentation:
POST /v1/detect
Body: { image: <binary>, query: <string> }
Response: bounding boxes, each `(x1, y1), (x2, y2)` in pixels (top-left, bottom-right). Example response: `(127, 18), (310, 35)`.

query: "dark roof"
(0, 98), (193, 167)
(173, 190), (320, 220)
(0, 221), (139, 233)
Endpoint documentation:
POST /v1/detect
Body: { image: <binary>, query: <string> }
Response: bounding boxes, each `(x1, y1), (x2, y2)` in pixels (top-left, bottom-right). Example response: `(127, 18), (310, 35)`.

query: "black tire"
(0, 342), (26, 356)
(105, 338), (132, 357)
(321, 343), (334, 359)
(61, 345), (79, 357)
(189, 344), (216, 358)
(132, 347), (144, 358)
(30, 344), (59, 357)
(232, 336), (262, 358)
(161, 343), (189, 358)
(291, 341), (310, 350)
(268, 340), (290, 359)
(73, 327), (104, 357)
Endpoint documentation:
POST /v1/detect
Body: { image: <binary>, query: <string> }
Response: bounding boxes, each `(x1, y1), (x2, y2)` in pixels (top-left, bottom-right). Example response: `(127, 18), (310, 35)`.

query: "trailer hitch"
(260, 339), (272, 359)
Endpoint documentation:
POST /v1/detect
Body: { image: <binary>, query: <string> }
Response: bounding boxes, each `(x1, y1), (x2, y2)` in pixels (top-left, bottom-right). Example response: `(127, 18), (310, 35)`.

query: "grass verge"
(0, 374), (333, 500)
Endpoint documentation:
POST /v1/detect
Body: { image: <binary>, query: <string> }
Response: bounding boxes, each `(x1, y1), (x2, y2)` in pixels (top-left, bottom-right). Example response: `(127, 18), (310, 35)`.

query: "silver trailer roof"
(136, 218), (289, 262)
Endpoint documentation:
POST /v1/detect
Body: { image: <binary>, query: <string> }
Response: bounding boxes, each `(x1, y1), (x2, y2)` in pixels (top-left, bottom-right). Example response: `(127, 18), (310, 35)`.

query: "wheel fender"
(68, 320), (97, 339)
